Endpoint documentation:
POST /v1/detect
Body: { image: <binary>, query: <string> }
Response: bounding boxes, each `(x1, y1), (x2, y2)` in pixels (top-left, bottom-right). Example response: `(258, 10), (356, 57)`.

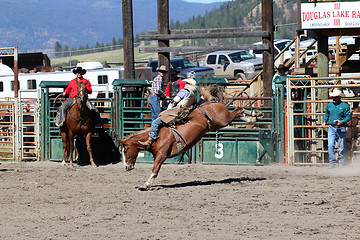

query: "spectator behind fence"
(148, 65), (167, 123)
(321, 88), (351, 168)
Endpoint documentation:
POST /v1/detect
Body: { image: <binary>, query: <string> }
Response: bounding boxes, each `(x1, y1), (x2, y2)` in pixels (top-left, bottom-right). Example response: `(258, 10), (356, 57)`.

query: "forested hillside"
(170, 0), (297, 45)
(53, 0), (298, 65)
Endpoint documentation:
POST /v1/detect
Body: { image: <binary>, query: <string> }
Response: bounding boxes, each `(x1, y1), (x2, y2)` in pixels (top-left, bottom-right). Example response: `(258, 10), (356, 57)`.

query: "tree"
(54, 41), (62, 58)
(63, 45), (69, 57)
(95, 42), (101, 52)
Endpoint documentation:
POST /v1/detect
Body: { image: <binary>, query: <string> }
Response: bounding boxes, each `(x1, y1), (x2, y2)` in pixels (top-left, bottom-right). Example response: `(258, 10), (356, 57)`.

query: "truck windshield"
(171, 59), (198, 69)
(275, 40), (291, 51)
(228, 51), (254, 63)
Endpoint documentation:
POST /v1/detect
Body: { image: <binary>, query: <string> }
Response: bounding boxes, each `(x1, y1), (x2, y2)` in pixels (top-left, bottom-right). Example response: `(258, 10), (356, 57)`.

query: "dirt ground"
(1, 161), (360, 240)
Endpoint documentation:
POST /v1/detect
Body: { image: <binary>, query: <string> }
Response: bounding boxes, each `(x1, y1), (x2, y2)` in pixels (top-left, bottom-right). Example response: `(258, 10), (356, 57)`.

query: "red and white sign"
(301, 1), (360, 29)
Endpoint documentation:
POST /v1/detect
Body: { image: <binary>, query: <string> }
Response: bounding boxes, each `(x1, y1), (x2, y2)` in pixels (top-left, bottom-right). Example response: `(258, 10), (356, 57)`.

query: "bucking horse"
(119, 99), (261, 190)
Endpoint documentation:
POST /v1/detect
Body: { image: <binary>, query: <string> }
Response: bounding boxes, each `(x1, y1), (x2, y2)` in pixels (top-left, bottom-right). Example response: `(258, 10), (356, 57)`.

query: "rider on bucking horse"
(55, 66), (103, 130)
(138, 78), (198, 148)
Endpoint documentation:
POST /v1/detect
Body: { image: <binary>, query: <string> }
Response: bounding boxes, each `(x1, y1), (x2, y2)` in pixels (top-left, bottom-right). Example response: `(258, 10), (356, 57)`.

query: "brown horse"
(346, 107), (360, 162)
(119, 101), (259, 190)
(61, 80), (96, 167)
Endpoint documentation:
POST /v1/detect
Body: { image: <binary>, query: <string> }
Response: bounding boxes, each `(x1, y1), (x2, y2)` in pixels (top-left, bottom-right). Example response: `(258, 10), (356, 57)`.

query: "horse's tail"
(200, 85), (225, 102)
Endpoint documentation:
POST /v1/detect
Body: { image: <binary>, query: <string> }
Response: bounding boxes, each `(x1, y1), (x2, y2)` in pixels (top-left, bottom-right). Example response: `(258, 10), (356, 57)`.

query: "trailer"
(0, 62), (152, 99)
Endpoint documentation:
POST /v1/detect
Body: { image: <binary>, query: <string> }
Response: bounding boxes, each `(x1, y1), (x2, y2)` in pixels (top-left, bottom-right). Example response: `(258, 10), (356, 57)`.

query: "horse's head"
(76, 79), (88, 103)
(119, 138), (139, 171)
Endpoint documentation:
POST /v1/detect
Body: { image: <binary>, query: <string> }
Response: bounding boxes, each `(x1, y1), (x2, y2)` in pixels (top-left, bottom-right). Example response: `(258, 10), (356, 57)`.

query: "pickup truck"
(148, 58), (215, 79)
(250, 39), (292, 68)
(204, 50), (263, 80)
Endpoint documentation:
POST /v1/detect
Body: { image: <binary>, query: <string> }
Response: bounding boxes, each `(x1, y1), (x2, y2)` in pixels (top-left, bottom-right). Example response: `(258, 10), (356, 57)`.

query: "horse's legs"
(61, 131), (67, 166)
(85, 132), (96, 167)
(211, 107), (244, 129)
(68, 133), (75, 167)
(143, 153), (167, 189)
(144, 173), (158, 188)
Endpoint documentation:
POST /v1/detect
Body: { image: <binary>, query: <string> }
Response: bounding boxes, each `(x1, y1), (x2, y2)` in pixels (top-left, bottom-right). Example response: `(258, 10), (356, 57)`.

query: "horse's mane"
(123, 128), (151, 141)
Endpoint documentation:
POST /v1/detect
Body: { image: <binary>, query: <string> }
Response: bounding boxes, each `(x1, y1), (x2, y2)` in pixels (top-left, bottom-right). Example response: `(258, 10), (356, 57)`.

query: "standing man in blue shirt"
(149, 65), (167, 122)
(321, 88), (351, 168)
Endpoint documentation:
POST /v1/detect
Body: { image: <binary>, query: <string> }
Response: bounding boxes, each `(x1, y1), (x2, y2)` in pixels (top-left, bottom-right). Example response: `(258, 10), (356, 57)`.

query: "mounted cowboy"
(138, 78), (198, 148)
(55, 66), (103, 129)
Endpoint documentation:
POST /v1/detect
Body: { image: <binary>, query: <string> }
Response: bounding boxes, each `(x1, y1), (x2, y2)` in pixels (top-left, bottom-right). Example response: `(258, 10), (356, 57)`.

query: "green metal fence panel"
(39, 81), (119, 164)
(113, 78), (192, 163)
(202, 140), (238, 164)
(135, 150), (189, 164)
(197, 101), (277, 165)
(114, 77), (282, 165)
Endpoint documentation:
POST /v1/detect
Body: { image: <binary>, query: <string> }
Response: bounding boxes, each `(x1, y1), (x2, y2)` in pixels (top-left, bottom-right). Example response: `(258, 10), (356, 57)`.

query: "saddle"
(159, 106), (195, 127)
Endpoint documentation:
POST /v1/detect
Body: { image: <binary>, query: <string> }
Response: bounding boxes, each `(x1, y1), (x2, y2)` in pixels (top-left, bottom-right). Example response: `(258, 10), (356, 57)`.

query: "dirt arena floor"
(1, 160), (360, 239)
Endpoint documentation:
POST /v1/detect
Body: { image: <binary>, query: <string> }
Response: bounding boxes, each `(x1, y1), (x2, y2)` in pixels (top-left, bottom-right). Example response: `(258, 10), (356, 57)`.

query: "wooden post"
(262, 0), (274, 100)
(317, 36), (329, 78)
(14, 47), (18, 98)
(158, 0), (170, 84)
(122, 0), (135, 79)
(317, 36), (329, 100)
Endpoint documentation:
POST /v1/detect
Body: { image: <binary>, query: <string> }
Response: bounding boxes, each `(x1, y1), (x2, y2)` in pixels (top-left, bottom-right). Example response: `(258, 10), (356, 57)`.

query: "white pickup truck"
(204, 50), (263, 80)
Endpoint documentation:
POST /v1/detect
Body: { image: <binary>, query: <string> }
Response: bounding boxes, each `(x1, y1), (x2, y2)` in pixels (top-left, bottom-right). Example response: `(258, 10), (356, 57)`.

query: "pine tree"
(54, 41), (62, 58)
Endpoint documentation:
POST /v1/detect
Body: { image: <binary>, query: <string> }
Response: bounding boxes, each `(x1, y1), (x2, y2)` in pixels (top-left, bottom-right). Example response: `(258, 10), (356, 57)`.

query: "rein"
(52, 92), (65, 109)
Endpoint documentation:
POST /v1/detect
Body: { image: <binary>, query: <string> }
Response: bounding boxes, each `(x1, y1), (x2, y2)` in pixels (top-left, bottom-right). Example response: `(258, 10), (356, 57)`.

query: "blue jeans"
(148, 95), (161, 122)
(149, 117), (163, 139)
(328, 125), (346, 165)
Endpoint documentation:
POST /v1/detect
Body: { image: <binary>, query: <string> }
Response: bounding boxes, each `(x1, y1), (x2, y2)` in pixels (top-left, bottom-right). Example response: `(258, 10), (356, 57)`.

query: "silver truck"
(204, 50), (263, 80)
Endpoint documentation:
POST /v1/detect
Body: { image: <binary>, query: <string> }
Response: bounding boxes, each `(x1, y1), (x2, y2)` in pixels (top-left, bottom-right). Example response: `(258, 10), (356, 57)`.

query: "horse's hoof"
(68, 164), (74, 168)
(138, 185), (151, 191)
(91, 164), (97, 168)
(61, 162), (66, 166)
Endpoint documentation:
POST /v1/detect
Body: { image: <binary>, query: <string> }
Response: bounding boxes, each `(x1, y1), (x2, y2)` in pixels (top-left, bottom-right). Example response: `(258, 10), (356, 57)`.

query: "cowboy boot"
(138, 137), (154, 148)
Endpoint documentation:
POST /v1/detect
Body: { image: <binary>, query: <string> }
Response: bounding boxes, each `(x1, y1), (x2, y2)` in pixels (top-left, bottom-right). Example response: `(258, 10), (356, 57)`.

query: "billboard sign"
(301, 1), (360, 29)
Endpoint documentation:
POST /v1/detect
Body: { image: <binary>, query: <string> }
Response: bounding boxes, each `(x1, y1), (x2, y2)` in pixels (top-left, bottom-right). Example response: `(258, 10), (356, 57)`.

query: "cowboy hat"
(329, 88), (345, 97)
(156, 65), (168, 72)
(276, 64), (288, 71)
(182, 78), (197, 86)
(73, 67), (86, 75)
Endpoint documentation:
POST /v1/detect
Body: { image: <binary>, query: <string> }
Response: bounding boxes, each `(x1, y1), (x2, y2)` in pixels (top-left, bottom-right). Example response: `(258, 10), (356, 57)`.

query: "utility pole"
(122, 0), (135, 79)
(158, 0), (170, 84)
(262, 0), (274, 100)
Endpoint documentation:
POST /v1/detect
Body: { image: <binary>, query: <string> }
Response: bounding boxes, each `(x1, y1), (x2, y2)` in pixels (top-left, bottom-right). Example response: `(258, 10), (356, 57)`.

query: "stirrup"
(55, 121), (63, 127)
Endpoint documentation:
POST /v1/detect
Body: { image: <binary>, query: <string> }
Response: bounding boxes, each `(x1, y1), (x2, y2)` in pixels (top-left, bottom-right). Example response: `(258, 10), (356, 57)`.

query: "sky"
(185, 0), (231, 3)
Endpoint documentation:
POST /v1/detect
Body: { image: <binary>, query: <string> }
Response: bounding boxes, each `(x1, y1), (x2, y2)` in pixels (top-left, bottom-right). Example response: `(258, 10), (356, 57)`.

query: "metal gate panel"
(0, 101), (15, 160)
(198, 102), (276, 165)
(286, 76), (360, 165)
(39, 81), (118, 164)
(17, 90), (41, 161)
(114, 78), (280, 165)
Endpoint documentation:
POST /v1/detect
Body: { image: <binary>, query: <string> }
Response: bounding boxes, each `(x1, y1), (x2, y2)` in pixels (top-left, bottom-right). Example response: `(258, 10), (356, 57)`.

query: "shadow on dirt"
(153, 177), (267, 189)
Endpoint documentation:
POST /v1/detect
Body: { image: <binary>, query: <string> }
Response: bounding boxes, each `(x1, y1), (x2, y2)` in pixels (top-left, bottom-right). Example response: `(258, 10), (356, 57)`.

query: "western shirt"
(150, 74), (164, 96)
(323, 101), (351, 127)
(64, 77), (92, 98)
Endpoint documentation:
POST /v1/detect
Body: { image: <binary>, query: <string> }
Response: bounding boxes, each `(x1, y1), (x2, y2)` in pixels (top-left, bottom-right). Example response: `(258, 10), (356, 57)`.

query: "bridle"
(67, 80), (90, 131)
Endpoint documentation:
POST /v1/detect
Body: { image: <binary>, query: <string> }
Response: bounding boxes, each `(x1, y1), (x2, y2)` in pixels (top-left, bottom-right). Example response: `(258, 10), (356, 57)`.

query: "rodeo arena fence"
(283, 76), (360, 165)
(1, 76), (359, 166)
